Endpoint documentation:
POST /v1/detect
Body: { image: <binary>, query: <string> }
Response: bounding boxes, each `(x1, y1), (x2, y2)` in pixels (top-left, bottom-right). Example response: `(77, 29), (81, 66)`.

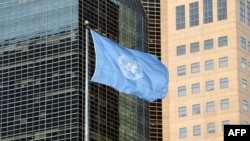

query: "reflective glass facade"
(0, 0), (149, 140)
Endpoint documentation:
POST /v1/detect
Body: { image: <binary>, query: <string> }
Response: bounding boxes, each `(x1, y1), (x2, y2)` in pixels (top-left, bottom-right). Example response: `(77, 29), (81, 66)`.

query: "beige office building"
(161, 0), (250, 140)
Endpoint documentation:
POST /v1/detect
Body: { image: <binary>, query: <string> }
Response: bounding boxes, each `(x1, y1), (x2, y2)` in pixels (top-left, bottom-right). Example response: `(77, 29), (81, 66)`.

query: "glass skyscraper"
(0, 0), (149, 140)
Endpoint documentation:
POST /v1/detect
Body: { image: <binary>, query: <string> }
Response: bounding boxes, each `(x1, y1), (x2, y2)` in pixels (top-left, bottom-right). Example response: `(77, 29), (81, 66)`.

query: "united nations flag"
(90, 29), (169, 102)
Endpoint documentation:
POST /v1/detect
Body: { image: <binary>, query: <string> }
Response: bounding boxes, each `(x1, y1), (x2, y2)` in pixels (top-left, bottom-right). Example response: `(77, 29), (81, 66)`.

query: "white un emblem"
(118, 55), (143, 80)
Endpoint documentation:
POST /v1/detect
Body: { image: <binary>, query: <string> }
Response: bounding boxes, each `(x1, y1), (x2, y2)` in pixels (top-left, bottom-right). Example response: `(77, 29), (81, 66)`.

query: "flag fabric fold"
(90, 29), (169, 102)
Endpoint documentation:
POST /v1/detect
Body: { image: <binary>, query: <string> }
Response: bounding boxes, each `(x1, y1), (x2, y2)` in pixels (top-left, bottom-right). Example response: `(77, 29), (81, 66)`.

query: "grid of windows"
(203, 0), (213, 23)
(0, 0), (150, 140)
(176, 5), (185, 30)
(189, 2), (199, 27)
(217, 0), (227, 20)
(0, 1), (79, 140)
(240, 0), (245, 22)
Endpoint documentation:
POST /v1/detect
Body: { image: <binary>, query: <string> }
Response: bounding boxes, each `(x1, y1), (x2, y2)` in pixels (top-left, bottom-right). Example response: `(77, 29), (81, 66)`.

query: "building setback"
(0, 0), (150, 140)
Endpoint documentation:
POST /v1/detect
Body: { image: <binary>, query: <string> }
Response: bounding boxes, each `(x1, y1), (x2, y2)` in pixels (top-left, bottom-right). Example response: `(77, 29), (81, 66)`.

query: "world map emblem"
(118, 55), (143, 80)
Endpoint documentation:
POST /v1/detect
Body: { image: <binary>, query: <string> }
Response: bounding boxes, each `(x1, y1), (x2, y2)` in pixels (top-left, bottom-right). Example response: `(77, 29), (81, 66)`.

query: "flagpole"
(84, 20), (90, 141)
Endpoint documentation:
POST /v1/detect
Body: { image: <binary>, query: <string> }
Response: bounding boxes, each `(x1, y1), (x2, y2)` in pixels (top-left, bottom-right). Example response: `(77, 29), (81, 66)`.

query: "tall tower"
(162, 0), (250, 141)
(0, 0), (149, 140)
(141, 0), (163, 140)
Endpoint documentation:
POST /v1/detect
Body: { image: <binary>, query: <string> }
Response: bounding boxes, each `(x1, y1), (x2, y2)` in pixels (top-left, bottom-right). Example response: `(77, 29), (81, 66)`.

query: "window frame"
(191, 62), (200, 73)
(206, 80), (214, 91)
(207, 122), (215, 134)
(203, 0), (213, 23)
(192, 104), (200, 115)
(221, 99), (229, 110)
(192, 83), (200, 94)
(176, 5), (185, 30)
(219, 57), (228, 68)
(177, 65), (186, 76)
(218, 36), (228, 47)
(220, 77), (229, 89)
(193, 125), (201, 136)
(179, 106), (187, 117)
(177, 45), (186, 56)
(217, 0), (227, 20)
(205, 60), (214, 70)
(178, 86), (186, 97)
(189, 2), (199, 27)
(206, 101), (215, 112)
(204, 39), (214, 50)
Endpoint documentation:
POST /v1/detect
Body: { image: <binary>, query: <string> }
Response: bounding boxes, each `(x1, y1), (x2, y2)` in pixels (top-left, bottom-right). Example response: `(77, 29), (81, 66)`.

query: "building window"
(248, 41), (250, 52)
(177, 65), (186, 76)
(206, 101), (215, 112)
(190, 2), (199, 27)
(241, 58), (246, 69)
(217, 0), (227, 20)
(242, 79), (247, 90)
(222, 120), (230, 130)
(176, 5), (185, 30)
(241, 37), (246, 49)
(190, 42), (199, 53)
(220, 77), (228, 88)
(240, 0), (245, 22)
(179, 127), (187, 138)
(218, 36), (228, 47)
(179, 106), (187, 117)
(191, 62), (200, 73)
(192, 104), (200, 115)
(178, 86), (186, 96)
(177, 45), (186, 56)
(206, 80), (214, 91)
(207, 122), (215, 133)
(203, 0), (213, 23)
(243, 100), (248, 112)
(248, 62), (250, 71)
(204, 39), (213, 50)
(248, 2), (250, 25)
(205, 60), (214, 70)
(221, 99), (229, 110)
(193, 125), (201, 136)
(192, 83), (200, 94)
(219, 57), (228, 68)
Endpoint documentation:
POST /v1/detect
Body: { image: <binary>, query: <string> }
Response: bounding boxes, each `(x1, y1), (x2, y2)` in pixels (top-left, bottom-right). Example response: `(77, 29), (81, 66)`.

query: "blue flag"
(90, 30), (169, 102)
